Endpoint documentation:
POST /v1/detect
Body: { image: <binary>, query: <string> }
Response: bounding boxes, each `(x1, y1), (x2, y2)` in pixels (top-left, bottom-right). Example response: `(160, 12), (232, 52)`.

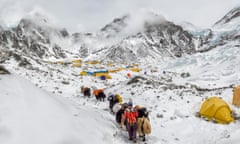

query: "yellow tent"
(72, 63), (81, 67)
(94, 73), (112, 79)
(80, 71), (88, 76)
(72, 59), (82, 63)
(130, 68), (140, 72)
(199, 97), (234, 124)
(118, 68), (124, 71)
(85, 60), (100, 65)
(91, 60), (100, 65)
(56, 61), (65, 65)
(232, 85), (240, 107)
(108, 62), (114, 66)
(109, 69), (121, 73)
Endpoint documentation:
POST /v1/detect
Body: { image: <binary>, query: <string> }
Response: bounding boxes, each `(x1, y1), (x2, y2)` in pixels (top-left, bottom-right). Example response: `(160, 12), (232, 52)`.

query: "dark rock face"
(197, 6), (240, 51)
(1, 7), (240, 64)
(104, 20), (195, 62)
(214, 6), (240, 26)
(0, 18), (69, 60)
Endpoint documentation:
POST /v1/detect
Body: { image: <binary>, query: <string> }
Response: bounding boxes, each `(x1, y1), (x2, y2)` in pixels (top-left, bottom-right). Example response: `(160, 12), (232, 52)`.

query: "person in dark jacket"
(108, 94), (120, 113)
(116, 103), (128, 125)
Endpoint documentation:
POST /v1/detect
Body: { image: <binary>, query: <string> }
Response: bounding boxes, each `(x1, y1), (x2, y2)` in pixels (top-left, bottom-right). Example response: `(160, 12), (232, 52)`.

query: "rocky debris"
(0, 65), (10, 74)
(127, 76), (147, 85)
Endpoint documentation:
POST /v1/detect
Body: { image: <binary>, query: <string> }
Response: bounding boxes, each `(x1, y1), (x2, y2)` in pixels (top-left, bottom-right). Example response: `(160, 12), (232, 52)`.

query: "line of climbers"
(107, 93), (151, 143)
(80, 86), (151, 142)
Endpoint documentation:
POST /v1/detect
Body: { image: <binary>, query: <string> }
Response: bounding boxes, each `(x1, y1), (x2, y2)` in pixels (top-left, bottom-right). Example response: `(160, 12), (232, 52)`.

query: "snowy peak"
(101, 20), (195, 63)
(100, 15), (129, 37)
(93, 10), (199, 63)
(0, 14), (74, 66)
(213, 6), (240, 28)
(17, 17), (69, 38)
(196, 6), (240, 52)
(99, 10), (166, 38)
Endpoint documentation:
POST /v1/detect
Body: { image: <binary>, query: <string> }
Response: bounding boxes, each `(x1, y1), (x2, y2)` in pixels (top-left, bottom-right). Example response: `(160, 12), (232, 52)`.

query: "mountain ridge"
(0, 6), (240, 65)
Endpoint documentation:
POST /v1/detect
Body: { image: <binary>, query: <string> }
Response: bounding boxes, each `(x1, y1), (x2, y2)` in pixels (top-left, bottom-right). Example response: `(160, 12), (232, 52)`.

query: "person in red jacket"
(123, 102), (138, 143)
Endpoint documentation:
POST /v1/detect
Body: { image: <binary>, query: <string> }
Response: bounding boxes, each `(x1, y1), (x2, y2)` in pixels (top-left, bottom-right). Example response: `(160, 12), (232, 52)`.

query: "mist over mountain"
(0, 6), (240, 65)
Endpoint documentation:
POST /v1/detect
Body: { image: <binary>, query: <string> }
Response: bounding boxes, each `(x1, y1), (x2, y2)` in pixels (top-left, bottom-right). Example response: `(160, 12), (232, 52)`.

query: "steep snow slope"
(0, 74), (122, 144)
(214, 6), (240, 29)
(161, 44), (240, 88)
(197, 6), (240, 52)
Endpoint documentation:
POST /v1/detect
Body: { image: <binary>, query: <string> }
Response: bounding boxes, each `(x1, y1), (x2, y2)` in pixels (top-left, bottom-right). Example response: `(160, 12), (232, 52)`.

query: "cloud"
(0, 0), (61, 29)
(119, 9), (166, 36)
(0, 0), (239, 32)
(0, 0), (27, 27)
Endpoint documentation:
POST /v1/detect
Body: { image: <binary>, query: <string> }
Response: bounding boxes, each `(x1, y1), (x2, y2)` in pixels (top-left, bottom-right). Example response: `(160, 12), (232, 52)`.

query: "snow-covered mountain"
(0, 12), (79, 62)
(1, 7), (240, 64)
(1, 5), (240, 144)
(197, 6), (240, 51)
(88, 11), (197, 63)
(214, 6), (240, 29)
(102, 20), (195, 63)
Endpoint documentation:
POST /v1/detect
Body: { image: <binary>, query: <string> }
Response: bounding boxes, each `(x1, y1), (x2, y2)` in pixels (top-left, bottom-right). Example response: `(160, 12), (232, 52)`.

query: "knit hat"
(128, 101), (133, 107)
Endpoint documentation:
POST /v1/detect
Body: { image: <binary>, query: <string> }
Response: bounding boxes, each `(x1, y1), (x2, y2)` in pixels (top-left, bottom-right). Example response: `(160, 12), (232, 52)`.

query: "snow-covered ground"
(0, 74), (121, 144)
(1, 43), (240, 144)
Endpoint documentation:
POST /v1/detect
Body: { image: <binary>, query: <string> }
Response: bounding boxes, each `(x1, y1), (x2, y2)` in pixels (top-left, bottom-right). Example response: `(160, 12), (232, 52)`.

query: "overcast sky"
(0, 0), (239, 33)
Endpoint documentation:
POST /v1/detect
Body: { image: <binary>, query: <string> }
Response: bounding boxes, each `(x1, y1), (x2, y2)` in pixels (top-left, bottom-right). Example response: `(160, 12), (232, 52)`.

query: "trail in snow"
(73, 91), (160, 144)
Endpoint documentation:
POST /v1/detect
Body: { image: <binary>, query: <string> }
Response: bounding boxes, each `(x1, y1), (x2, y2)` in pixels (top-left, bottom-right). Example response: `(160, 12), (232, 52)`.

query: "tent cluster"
(80, 69), (112, 79)
(80, 67), (141, 80)
(199, 85), (240, 124)
(46, 59), (141, 79)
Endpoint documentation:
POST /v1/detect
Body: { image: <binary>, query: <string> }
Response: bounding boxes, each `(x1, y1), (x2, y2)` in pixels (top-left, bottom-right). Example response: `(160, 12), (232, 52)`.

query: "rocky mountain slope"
(197, 6), (240, 51)
(0, 6), (240, 66)
(0, 13), (79, 66)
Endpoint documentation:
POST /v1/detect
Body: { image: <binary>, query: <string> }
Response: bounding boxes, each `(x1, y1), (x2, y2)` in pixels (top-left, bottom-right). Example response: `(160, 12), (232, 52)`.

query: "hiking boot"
(142, 136), (146, 142)
(133, 138), (137, 143)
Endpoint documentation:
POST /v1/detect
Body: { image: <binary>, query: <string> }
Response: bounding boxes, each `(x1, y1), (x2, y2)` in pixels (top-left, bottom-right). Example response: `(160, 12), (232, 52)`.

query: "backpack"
(138, 107), (148, 118)
(137, 117), (151, 135)
(115, 94), (123, 103)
